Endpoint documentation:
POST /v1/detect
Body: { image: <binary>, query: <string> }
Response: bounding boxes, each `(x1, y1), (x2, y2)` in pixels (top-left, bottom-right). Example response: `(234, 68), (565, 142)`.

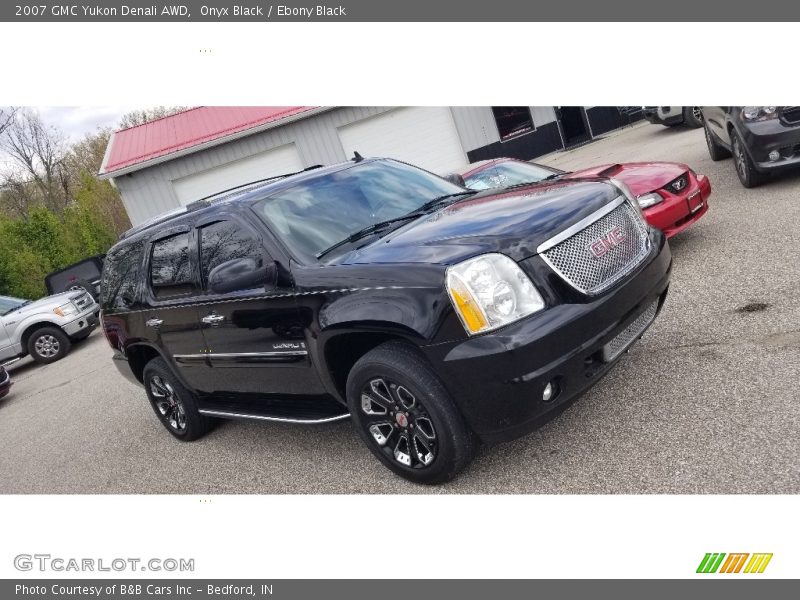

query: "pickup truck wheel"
(704, 123), (731, 161)
(346, 341), (476, 484)
(143, 358), (211, 441)
(27, 327), (71, 364)
(731, 129), (765, 188)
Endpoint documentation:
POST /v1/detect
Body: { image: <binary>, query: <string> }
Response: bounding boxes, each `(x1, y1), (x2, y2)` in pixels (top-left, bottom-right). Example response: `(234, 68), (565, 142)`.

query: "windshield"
(253, 159), (466, 261)
(464, 161), (558, 190)
(0, 295), (29, 316)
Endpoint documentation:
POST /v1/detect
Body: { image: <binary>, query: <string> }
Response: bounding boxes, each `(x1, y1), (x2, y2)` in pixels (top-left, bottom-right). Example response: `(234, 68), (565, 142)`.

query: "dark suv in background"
(100, 157), (671, 484)
(702, 106), (800, 187)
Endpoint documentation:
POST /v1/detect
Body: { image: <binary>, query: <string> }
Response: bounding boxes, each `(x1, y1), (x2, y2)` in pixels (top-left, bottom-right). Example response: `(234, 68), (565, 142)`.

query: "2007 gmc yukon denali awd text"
(100, 157), (672, 484)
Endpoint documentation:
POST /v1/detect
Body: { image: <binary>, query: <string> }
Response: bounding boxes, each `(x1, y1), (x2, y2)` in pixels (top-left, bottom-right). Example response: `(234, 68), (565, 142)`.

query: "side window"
(101, 240), (145, 311)
(199, 220), (264, 291)
(150, 232), (195, 299)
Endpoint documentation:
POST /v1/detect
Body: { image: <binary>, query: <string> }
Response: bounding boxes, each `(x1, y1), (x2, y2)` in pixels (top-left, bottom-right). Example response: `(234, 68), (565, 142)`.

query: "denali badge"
(589, 226), (626, 258)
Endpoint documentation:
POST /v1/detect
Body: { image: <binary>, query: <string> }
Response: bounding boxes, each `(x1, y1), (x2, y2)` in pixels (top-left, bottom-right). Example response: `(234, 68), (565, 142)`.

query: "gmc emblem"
(589, 226), (626, 258)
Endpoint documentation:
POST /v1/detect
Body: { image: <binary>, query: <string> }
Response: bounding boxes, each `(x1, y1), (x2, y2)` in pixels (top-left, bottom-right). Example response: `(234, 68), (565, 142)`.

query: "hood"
(346, 179), (620, 265)
(564, 162), (689, 196)
(10, 291), (84, 315)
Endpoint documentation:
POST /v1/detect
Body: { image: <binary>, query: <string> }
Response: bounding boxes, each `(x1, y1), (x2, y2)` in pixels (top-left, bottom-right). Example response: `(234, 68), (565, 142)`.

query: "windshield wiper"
(315, 191), (477, 260)
(410, 190), (476, 215)
(315, 214), (420, 259)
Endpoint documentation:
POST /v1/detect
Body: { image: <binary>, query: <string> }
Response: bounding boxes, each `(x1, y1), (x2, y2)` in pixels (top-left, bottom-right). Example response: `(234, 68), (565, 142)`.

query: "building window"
(492, 107), (534, 140)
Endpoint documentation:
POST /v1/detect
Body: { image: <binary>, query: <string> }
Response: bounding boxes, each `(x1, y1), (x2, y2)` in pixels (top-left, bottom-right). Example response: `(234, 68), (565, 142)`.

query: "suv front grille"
(781, 106), (800, 125)
(539, 199), (650, 295)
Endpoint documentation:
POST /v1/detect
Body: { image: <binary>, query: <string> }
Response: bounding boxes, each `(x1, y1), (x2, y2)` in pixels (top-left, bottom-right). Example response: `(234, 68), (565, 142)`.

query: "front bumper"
(644, 172), (712, 238)
(422, 233), (672, 444)
(643, 106), (684, 126)
(62, 308), (99, 337)
(738, 118), (800, 172)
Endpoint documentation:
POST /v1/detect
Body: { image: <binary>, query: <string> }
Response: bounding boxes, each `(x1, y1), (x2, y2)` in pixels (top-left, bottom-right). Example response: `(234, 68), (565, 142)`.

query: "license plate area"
(600, 300), (658, 362)
(687, 189), (704, 213)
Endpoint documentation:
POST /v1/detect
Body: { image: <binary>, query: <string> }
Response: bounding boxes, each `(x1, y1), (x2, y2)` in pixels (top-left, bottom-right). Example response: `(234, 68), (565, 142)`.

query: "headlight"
(742, 106), (778, 122)
(608, 177), (644, 219)
(53, 303), (78, 317)
(446, 253), (545, 335)
(637, 191), (664, 209)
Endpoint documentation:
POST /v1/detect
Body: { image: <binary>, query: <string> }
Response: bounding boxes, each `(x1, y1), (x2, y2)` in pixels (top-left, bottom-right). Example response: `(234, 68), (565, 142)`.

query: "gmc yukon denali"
(100, 157), (672, 484)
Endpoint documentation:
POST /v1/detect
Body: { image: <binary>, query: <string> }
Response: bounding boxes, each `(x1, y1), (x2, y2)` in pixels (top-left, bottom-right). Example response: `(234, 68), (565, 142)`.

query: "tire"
(346, 341), (477, 484)
(143, 357), (211, 441)
(731, 129), (766, 188)
(683, 106), (704, 128)
(64, 279), (98, 301)
(27, 327), (71, 364)
(704, 123), (731, 161)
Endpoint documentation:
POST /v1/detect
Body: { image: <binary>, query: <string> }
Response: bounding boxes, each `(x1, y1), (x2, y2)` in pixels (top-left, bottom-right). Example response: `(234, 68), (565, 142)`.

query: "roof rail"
(185, 164), (324, 211)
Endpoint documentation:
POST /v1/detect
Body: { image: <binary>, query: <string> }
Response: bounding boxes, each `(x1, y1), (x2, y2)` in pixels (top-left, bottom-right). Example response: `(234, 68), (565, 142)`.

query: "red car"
(459, 158), (711, 238)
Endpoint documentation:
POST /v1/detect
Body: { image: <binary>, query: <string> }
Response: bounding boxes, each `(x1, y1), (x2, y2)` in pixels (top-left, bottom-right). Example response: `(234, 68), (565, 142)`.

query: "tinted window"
(464, 161), (559, 190)
(150, 233), (194, 299)
(492, 107), (534, 140)
(101, 241), (144, 311)
(199, 221), (263, 289)
(253, 160), (464, 261)
(46, 259), (103, 293)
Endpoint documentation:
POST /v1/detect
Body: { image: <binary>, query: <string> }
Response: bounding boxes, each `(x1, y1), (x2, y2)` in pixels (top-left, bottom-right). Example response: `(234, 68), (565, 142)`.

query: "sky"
(1, 105), (148, 174)
(36, 106), (141, 140)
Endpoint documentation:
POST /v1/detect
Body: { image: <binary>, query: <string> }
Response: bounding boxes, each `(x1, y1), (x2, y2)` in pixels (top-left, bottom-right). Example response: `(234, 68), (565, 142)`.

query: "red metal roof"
(100, 106), (317, 176)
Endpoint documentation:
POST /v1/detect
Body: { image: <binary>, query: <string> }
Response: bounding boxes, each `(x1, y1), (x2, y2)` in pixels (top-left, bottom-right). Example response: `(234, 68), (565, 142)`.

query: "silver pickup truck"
(0, 291), (99, 365)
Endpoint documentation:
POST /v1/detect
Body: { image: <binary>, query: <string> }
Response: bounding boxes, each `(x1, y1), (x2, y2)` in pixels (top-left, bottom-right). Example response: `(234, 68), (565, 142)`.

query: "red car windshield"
(465, 161), (558, 190)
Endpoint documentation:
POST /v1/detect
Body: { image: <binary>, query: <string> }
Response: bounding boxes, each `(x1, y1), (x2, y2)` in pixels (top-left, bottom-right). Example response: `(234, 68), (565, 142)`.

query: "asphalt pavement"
(1, 121), (798, 494)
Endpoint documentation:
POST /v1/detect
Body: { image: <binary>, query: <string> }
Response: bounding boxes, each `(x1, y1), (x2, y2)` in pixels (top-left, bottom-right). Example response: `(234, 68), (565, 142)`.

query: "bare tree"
(0, 108), (70, 212)
(0, 106), (16, 137)
(118, 106), (187, 129)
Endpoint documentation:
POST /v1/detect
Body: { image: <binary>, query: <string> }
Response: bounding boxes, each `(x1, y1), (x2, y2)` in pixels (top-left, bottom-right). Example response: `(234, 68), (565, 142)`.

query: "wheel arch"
(20, 320), (63, 350)
(125, 342), (171, 384)
(320, 325), (424, 401)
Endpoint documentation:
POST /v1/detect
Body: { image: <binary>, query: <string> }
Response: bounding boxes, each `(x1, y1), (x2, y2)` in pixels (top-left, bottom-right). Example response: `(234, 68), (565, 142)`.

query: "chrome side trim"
(174, 351), (308, 360)
(198, 409), (350, 425)
(536, 195), (627, 254)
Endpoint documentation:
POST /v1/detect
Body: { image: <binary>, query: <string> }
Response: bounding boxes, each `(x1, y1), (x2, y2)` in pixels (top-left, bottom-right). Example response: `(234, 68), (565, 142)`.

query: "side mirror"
(443, 173), (466, 188)
(208, 257), (276, 294)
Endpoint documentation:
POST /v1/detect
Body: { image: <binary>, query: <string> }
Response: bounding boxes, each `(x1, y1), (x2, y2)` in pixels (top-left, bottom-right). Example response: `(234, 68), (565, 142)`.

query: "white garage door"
(172, 143), (304, 206)
(338, 107), (467, 175)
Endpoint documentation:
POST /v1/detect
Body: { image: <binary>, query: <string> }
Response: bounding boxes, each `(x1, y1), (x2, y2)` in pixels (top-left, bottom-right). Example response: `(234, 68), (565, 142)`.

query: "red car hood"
(564, 162), (689, 196)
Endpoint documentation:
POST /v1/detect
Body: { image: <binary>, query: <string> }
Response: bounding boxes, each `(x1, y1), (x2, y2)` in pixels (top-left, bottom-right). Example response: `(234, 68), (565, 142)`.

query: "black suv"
(702, 106), (800, 187)
(100, 158), (672, 484)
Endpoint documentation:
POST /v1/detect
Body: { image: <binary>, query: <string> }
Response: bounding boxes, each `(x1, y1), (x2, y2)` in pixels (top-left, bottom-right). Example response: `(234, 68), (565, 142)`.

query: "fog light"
(768, 150), (780, 161)
(542, 382), (555, 402)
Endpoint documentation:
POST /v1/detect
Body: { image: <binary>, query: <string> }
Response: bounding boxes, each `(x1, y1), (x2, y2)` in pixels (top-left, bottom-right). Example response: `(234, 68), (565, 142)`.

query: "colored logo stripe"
(744, 553), (773, 574)
(697, 553), (726, 573)
(697, 553), (773, 574)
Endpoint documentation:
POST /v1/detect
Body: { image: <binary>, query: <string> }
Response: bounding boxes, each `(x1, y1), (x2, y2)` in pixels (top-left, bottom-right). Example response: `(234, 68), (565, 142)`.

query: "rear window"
(150, 233), (195, 299)
(101, 241), (144, 311)
(46, 259), (103, 294)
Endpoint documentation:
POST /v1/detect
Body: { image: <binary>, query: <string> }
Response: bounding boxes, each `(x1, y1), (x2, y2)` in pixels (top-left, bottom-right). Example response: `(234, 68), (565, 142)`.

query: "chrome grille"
(539, 199), (650, 295)
(601, 300), (658, 362)
(73, 292), (93, 310)
(781, 106), (800, 124)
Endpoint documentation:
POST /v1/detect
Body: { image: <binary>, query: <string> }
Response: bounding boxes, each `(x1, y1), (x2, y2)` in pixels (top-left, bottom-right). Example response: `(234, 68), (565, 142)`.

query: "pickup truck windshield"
(0, 296), (29, 316)
(253, 160), (466, 261)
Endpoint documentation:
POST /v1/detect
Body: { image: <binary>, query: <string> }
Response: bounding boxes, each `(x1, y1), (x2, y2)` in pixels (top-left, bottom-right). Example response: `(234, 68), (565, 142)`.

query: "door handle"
(145, 317), (163, 328)
(201, 314), (225, 326)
